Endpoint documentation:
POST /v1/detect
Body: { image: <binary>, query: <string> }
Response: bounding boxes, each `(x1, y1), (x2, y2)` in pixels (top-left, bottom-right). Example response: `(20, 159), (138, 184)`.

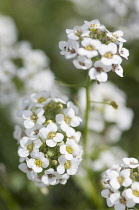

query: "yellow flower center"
(64, 160), (71, 169)
(117, 176), (124, 184)
(133, 190), (139, 197)
(64, 116), (71, 125)
(84, 45), (94, 51)
(74, 30), (82, 37)
(119, 196), (126, 205)
(35, 159), (42, 167)
(38, 97), (46, 103)
(26, 143), (34, 152)
(68, 48), (76, 54)
(90, 24), (98, 28)
(47, 132), (56, 139)
(30, 113), (38, 122)
(79, 62), (85, 66)
(104, 52), (113, 58)
(66, 146), (74, 154)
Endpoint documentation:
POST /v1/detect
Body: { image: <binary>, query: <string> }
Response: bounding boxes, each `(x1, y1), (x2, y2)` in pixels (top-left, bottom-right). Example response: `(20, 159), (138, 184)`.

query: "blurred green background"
(0, 0), (139, 209)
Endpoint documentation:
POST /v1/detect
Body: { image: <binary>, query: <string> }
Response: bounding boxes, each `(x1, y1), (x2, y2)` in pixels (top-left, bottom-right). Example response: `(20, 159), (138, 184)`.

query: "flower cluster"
(0, 15), (55, 106)
(59, 19), (128, 82)
(101, 157), (139, 210)
(14, 90), (82, 187)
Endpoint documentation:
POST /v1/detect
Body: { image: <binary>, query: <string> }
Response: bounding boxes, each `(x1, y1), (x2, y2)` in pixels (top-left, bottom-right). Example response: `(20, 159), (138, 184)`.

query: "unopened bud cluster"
(14, 90), (82, 187)
(101, 158), (139, 209)
(59, 19), (129, 82)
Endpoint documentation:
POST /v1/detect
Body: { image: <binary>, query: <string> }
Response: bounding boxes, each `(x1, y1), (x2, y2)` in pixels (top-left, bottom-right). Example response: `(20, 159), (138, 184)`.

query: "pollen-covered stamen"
(48, 174), (55, 179)
(35, 159), (42, 167)
(74, 30), (82, 37)
(119, 196), (126, 205)
(79, 62), (85, 66)
(38, 97), (46, 103)
(26, 143), (34, 152)
(95, 67), (103, 73)
(84, 45), (94, 51)
(117, 176), (124, 184)
(47, 132), (56, 139)
(90, 24), (98, 28)
(68, 48), (76, 54)
(64, 116), (71, 125)
(133, 190), (139, 197)
(104, 52), (113, 58)
(64, 160), (71, 169)
(66, 146), (74, 154)
(30, 113), (38, 122)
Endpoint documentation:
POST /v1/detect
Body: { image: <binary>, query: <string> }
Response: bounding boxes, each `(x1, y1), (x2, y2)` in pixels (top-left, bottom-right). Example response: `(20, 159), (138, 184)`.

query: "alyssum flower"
(59, 19), (129, 83)
(14, 90), (82, 187)
(101, 157), (139, 210)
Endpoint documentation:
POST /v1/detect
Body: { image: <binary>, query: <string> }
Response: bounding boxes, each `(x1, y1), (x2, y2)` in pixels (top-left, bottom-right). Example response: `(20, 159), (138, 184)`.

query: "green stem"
(83, 75), (91, 160)
(82, 76), (104, 209)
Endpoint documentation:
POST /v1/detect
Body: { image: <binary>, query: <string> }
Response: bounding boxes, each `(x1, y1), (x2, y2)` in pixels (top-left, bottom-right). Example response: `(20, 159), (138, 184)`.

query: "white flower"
(25, 125), (42, 140)
(26, 70), (55, 93)
(114, 190), (135, 210)
(18, 136), (42, 157)
(18, 162), (37, 181)
(60, 139), (81, 160)
(17, 98), (33, 117)
(59, 39), (79, 59)
(125, 182), (139, 203)
(13, 125), (23, 143)
(22, 108), (45, 129)
(0, 16), (17, 46)
(23, 49), (49, 70)
(73, 55), (92, 70)
(107, 30), (126, 43)
(66, 24), (89, 40)
(108, 169), (132, 190)
(99, 43), (122, 65)
(56, 108), (82, 127)
(31, 90), (49, 107)
(27, 151), (49, 173)
(39, 123), (64, 147)
(123, 158), (139, 168)
(78, 38), (101, 58)
(42, 168), (59, 185)
(89, 60), (112, 82)
(84, 19), (105, 31)
(101, 189), (115, 207)
(119, 43), (129, 60)
(61, 123), (81, 143)
(112, 64), (123, 77)
(58, 173), (70, 185)
(57, 155), (80, 175)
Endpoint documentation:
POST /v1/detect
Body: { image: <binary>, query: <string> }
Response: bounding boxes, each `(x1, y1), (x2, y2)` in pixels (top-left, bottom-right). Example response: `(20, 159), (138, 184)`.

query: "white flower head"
(89, 60), (112, 82)
(59, 39), (79, 59)
(31, 90), (49, 107)
(66, 24), (89, 40)
(42, 168), (60, 185)
(56, 108), (82, 127)
(57, 155), (80, 175)
(22, 108), (45, 129)
(123, 158), (139, 169)
(18, 136), (42, 158)
(78, 38), (101, 58)
(99, 43), (122, 65)
(73, 55), (92, 70)
(27, 151), (49, 173)
(39, 123), (64, 147)
(60, 139), (81, 160)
